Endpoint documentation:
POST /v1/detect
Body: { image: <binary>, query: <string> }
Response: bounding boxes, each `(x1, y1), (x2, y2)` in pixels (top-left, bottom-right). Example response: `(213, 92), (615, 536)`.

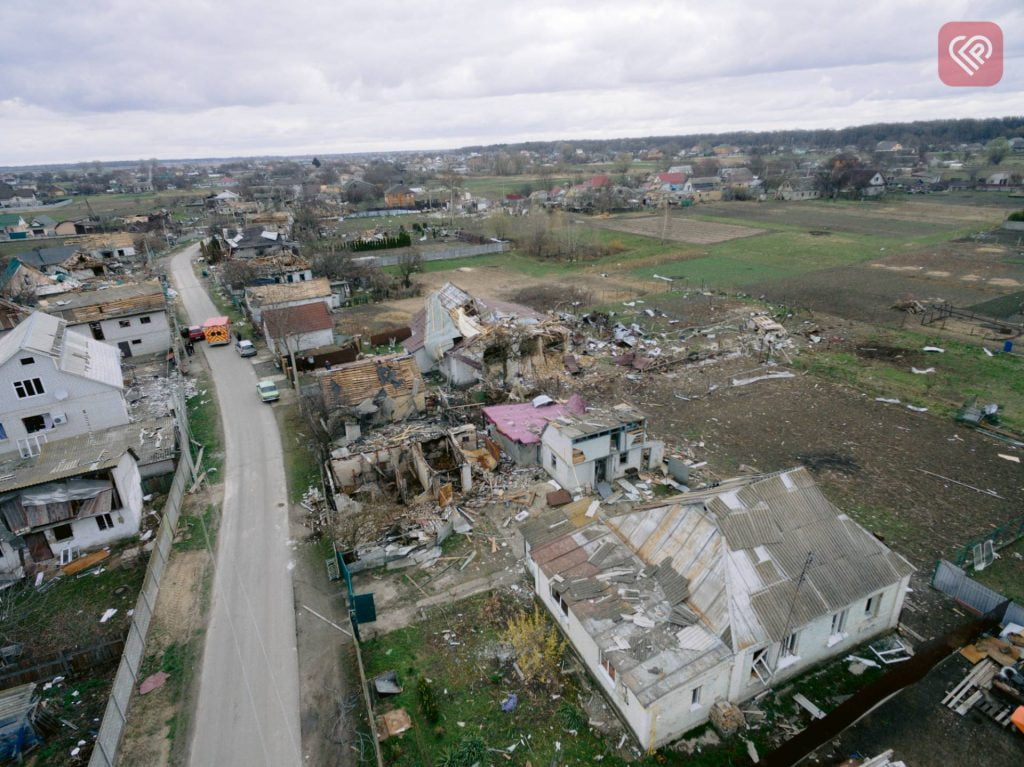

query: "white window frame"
(14, 378), (45, 399)
(96, 513), (115, 531)
(690, 685), (702, 709)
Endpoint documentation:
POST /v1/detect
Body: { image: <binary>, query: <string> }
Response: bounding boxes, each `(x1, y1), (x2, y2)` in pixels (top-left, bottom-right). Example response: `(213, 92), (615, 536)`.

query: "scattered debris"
(139, 671), (169, 695)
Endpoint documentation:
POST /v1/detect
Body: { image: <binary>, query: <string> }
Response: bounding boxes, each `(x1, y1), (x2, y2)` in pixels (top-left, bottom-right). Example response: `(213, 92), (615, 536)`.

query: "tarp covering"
(0, 479), (112, 533)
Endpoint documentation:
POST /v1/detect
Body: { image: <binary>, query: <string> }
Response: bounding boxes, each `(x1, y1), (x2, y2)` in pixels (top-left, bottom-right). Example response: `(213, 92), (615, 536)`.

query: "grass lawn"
(0, 562), (145, 659)
(363, 591), (643, 767)
(793, 330), (1024, 433)
(628, 219), (980, 291)
(45, 190), (196, 223)
(972, 536), (1024, 604)
(361, 591), (896, 767)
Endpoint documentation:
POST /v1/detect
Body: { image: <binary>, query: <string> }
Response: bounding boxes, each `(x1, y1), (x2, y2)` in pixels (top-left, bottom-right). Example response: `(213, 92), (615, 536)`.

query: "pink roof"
(657, 172), (686, 184)
(483, 395), (586, 445)
(585, 174), (611, 188)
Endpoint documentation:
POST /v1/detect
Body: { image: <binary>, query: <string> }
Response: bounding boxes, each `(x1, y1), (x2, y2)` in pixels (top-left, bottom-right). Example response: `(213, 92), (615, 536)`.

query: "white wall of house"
(728, 574), (911, 701)
(47, 454), (143, 562)
(0, 351), (129, 455)
(264, 325), (333, 356)
(528, 541), (911, 750)
(440, 353), (480, 387)
(70, 309), (170, 356)
(0, 538), (23, 576)
(529, 555), (653, 744)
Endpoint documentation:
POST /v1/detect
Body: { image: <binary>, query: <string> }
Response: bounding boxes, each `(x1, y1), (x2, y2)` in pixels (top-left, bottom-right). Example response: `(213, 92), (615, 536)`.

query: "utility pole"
(773, 552), (814, 674)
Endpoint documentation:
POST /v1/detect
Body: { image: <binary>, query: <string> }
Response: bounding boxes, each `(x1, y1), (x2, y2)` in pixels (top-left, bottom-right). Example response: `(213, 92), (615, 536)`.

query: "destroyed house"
(0, 428), (146, 576)
(39, 280), (170, 357)
(524, 468), (914, 749)
(539, 403), (659, 493)
(328, 423), (492, 509)
(318, 355), (425, 424)
(245, 278), (331, 324)
(402, 282), (545, 382)
(0, 312), (129, 456)
(482, 394), (587, 465)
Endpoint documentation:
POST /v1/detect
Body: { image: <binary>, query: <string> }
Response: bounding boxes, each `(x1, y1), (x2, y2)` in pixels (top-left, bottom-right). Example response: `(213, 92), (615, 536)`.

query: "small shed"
(0, 683), (40, 760)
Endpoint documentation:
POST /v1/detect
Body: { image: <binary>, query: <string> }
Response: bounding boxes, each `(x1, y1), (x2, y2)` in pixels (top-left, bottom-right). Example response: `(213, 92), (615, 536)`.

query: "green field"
(793, 330), (1024, 432)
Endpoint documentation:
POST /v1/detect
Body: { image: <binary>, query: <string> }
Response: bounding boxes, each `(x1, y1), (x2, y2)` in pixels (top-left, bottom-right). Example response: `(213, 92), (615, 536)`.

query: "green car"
(257, 379), (280, 403)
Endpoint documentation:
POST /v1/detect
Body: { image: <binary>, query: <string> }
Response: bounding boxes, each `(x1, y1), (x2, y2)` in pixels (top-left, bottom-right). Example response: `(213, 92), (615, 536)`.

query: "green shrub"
(1008, 210), (1024, 222)
(439, 735), (486, 767)
(416, 676), (440, 724)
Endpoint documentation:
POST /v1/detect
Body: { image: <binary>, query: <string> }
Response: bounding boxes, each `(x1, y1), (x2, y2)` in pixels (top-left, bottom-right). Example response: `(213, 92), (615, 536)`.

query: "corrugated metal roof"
(528, 466), (915, 707)
(0, 427), (134, 493)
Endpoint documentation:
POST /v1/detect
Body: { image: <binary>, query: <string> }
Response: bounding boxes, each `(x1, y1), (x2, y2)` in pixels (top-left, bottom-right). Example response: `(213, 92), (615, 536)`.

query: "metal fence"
(360, 241), (508, 267)
(89, 390), (196, 767)
(952, 512), (1024, 568)
(932, 559), (1024, 627)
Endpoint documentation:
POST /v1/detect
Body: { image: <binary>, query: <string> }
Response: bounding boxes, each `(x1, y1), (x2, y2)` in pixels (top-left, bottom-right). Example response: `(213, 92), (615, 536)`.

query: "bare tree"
(396, 248), (422, 288)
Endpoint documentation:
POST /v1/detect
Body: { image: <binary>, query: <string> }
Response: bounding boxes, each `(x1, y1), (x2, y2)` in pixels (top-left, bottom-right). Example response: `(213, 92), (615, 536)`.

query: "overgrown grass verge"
(274, 399), (322, 503)
(186, 369), (224, 477)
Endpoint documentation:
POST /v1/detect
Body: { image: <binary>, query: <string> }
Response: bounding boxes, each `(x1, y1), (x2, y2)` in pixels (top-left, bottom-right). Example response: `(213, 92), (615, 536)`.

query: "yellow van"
(202, 316), (230, 346)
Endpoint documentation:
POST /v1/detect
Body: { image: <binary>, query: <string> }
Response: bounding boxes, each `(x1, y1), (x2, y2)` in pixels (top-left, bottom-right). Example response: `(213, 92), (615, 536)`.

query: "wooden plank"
(792, 693), (826, 720)
(61, 548), (109, 576)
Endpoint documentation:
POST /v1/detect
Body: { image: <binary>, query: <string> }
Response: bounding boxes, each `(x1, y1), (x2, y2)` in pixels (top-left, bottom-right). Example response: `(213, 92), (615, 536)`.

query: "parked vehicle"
(202, 316), (231, 346)
(257, 379), (280, 403)
(236, 339), (256, 357)
(187, 325), (204, 341)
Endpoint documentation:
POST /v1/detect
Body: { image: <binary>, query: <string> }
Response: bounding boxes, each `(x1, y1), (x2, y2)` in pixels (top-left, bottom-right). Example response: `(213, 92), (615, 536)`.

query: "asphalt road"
(170, 244), (302, 767)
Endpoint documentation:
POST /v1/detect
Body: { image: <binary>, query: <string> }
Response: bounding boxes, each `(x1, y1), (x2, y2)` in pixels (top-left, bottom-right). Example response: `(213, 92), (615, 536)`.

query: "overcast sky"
(1, 0), (1021, 166)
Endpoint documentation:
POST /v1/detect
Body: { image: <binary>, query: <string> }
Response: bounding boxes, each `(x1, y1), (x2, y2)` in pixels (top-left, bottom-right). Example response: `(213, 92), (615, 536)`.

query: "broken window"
(864, 593), (881, 618)
(750, 647), (771, 684)
(549, 451), (557, 471)
(22, 413), (52, 434)
(52, 524), (74, 541)
(96, 513), (115, 531)
(140, 316), (152, 324)
(600, 653), (616, 682)
(550, 583), (569, 616)
(782, 631), (799, 657)
(118, 319), (131, 328)
(691, 686), (702, 707)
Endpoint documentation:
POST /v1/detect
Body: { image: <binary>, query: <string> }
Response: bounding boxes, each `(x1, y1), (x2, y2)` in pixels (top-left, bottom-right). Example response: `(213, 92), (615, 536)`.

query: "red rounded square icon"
(939, 22), (1003, 86)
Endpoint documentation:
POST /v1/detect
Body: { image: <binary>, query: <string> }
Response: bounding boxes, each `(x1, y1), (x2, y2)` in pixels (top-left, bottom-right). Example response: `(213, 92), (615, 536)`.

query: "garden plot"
(591, 214), (766, 244)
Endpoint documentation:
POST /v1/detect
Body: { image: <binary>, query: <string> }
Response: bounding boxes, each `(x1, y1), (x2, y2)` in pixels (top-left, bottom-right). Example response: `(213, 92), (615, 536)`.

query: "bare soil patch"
(591, 213), (766, 244)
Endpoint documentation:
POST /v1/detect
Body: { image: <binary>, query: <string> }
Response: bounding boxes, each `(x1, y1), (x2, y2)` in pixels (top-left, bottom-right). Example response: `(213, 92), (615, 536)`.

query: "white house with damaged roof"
(38, 280), (170, 357)
(0, 427), (145, 576)
(523, 468), (914, 749)
(539, 403), (662, 493)
(0, 312), (130, 456)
